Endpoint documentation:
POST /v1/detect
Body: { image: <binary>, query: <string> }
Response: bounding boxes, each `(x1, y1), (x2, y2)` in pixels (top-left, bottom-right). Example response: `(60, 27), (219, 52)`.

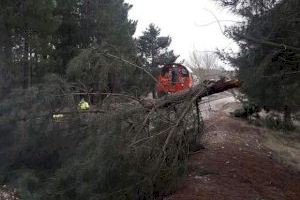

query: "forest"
(0, 0), (299, 199)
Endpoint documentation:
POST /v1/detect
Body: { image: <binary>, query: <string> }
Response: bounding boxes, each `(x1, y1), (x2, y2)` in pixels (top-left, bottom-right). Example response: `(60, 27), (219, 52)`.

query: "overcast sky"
(125, 0), (241, 65)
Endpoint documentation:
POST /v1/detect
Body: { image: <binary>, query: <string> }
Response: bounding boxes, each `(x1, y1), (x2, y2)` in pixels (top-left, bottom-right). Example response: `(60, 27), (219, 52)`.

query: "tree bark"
(141, 79), (242, 109)
(283, 106), (293, 128)
(23, 36), (29, 89)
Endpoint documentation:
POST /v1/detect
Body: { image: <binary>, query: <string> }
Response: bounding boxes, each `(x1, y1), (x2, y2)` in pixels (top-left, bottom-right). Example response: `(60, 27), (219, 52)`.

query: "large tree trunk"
(23, 37), (29, 89)
(141, 79), (242, 109)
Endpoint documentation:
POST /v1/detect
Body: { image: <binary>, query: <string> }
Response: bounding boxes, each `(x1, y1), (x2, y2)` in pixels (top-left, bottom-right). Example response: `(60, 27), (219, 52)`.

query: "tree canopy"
(217, 0), (300, 126)
(136, 24), (178, 69)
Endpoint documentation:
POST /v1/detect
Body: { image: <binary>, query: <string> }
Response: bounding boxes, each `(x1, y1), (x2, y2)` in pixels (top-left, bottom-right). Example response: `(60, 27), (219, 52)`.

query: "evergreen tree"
(64, 0), (139, 97)
(0, 0), (60, 88)
(136, 24), (179, 96)
(137, 24), (178, 69)
(51, 0), (81, 75)
(52, 0), (137, 75)
(217, 0), (300, 127)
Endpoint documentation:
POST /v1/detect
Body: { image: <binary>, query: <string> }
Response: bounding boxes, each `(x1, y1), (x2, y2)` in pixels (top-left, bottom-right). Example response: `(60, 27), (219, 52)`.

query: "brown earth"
(166, 100), (300, 200)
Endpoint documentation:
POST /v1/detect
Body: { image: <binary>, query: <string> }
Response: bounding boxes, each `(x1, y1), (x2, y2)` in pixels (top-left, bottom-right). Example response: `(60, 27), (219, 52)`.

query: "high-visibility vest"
(79, 100), (90, 110)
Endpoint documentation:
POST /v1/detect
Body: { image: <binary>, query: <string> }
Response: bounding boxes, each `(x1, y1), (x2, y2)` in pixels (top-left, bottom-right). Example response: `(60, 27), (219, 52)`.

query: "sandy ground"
(166, 92), (300, 200)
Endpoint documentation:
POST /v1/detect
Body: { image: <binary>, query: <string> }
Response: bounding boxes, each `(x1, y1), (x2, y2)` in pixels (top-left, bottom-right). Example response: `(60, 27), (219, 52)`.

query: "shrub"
(232, 102), (260, 118)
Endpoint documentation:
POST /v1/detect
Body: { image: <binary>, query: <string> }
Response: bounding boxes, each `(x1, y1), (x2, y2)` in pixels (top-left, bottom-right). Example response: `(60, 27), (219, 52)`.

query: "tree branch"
(140, 79), (242, 109)
(239, 35), (300, 52)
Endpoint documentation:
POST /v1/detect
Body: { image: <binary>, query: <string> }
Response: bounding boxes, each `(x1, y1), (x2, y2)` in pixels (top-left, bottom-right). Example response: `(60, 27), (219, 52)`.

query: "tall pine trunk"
(23, 33), (32, 89)
(23, 37), (29, 89)
(283, 106), (293, 129)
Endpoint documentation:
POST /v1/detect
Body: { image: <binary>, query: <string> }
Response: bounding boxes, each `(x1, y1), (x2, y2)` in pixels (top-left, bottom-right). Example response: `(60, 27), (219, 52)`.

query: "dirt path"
(167, 95), (300, 200)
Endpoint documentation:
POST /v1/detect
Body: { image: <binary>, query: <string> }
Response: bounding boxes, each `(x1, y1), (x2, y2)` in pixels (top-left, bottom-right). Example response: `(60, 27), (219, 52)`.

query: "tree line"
(0, 0), (177, 99)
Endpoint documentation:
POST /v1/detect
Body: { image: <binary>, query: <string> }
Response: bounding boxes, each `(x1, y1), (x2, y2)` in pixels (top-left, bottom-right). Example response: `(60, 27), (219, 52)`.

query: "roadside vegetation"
(216, 0), (300, 130)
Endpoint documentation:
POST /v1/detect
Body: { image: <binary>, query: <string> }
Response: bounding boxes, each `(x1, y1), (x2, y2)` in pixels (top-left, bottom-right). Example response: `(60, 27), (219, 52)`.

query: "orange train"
(156, 63), (194, 96)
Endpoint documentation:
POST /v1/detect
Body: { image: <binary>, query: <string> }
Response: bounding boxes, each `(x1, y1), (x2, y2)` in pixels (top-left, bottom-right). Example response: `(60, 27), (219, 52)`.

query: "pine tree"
(137, 24), (178, 69)
(0, 0), (60, 88)
(217, 0), (300, 127)
(64, 0), (139, 97)
(136, 24), (179, 96)
(52, 0), (138, 74)
(50, 0), (81, 75)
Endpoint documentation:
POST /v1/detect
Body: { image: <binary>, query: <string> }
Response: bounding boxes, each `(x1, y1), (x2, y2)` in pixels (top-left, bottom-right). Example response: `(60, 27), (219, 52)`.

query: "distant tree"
(137, 24), (178, 68)
(0, 0), (60, 88)
(188, 51), (224, 81)
(189, 51), (219, 69)
(136, 24), (179, 96)
(217, 0), (300, 128)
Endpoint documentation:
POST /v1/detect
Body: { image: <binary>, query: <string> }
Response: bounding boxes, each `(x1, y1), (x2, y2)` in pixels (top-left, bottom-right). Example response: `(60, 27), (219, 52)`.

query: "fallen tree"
(54, 79), (241, 199)
(0, 78), (241, 200)
(62, 79), (241, 115)
(140, 79), (242, 109)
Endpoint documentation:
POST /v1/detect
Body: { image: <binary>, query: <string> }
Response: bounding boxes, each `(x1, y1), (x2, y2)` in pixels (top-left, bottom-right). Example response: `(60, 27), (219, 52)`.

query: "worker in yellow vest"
(78, 98), (90, 110)
(53, 99), (89, 121)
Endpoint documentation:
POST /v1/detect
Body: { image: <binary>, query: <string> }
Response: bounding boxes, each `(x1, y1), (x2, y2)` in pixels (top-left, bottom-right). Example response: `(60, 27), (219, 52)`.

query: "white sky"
(126, 0), (241, 66)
